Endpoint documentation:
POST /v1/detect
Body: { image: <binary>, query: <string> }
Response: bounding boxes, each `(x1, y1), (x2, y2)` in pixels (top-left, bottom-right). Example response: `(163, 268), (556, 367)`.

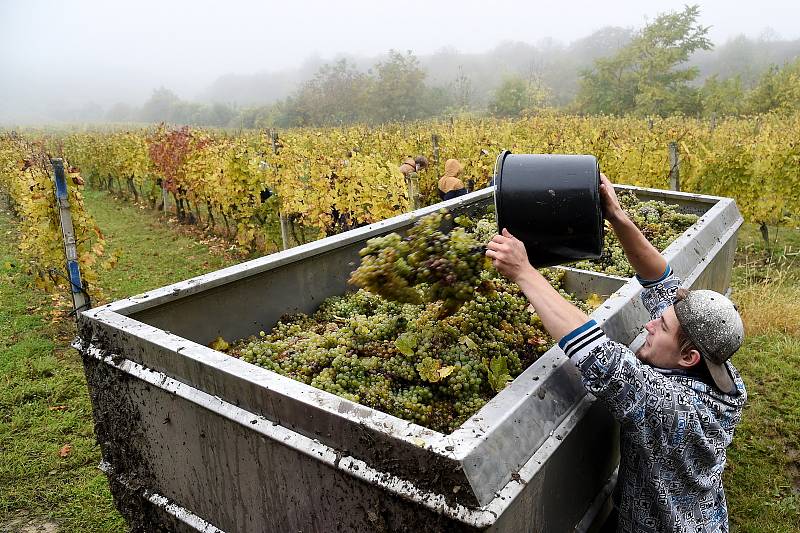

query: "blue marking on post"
(68, 261), (83, 294)
(53, 160), (68, 200)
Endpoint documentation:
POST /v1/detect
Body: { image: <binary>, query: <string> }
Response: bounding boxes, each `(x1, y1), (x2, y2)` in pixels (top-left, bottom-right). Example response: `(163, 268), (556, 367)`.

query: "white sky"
(1, 0), (799, 107)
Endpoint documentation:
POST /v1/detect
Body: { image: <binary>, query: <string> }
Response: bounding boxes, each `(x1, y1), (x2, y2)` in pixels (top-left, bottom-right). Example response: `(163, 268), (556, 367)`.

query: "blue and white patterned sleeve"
(637, 264), (681, 320)
(559, 321), (660, 426)
(556, 265), (685, 429)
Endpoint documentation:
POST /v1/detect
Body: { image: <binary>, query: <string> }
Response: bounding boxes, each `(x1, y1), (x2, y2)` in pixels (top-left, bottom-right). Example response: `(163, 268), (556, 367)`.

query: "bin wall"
(83, 352), (617, 532)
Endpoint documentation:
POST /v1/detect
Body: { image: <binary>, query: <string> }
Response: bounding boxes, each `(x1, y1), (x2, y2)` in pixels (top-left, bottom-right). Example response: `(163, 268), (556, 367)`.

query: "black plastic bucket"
(493, 151), (604, 267)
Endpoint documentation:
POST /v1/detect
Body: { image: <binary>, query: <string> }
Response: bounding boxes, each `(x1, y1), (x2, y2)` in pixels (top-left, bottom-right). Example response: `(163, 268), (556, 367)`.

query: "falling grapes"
(349, 210), (491, 312)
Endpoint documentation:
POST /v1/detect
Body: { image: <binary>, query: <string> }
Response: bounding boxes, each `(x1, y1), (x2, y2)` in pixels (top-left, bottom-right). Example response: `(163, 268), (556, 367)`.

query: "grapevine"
(5, 113), (796, 295)
(0, 133), (107, 293)
(12, 112), (794, 258)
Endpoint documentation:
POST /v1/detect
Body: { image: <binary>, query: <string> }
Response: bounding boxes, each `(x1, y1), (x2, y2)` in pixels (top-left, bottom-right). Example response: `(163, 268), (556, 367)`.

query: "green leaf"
(395, 333), (417, 356)
(459, 335), (478, 351)
(417, 357), (442, 383)
(210, 336), (230, 352)
(438, 365), (456, 379)
(487, 356), (512, 392)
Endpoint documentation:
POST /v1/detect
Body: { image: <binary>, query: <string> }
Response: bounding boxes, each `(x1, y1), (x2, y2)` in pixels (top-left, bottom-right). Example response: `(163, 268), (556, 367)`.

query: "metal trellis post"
(52, 158), (90, 314)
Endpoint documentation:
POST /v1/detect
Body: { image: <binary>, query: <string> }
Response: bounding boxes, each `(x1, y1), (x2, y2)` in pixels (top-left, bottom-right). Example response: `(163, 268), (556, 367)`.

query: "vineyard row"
(1, 113), (798, 292)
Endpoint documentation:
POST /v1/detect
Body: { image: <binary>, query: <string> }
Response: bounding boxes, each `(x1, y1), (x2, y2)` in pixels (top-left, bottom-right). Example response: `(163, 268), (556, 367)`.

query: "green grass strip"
(0, 190), (242, 531)
(0, 204), (123, 532)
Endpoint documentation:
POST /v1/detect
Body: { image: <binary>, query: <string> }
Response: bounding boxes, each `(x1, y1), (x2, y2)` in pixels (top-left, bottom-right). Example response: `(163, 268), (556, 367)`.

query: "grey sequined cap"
(674, 289), (744, 395)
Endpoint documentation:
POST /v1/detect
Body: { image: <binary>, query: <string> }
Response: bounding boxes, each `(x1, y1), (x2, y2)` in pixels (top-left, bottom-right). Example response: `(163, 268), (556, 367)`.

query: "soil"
(0, 517), (59, 533)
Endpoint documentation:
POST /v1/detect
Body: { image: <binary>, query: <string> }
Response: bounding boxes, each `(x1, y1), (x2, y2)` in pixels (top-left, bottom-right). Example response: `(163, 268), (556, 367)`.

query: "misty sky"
(2, 0), (799, 117)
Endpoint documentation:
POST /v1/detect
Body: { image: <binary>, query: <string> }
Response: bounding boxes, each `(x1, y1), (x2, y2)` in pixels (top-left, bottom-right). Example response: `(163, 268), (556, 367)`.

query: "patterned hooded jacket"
(558, 266), (747, 532)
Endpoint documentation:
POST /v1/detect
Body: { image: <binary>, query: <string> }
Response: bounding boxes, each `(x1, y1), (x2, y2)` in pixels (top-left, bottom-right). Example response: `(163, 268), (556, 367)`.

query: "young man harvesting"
(486, 175), (746, 532)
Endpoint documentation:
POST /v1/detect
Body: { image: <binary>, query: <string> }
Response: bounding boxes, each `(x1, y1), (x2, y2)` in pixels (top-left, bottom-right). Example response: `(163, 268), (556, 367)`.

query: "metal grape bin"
(76, 185), (742, 532)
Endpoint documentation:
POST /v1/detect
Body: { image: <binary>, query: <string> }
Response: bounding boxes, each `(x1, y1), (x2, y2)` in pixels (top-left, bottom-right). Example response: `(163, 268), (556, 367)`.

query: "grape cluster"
(347, 233), (422, 304)
(349, 210), (490, 313)
(232, 197), (687, 433)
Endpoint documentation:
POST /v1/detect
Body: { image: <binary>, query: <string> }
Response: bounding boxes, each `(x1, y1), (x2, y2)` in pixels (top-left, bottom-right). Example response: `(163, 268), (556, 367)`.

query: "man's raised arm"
(600, 174), (667, 281)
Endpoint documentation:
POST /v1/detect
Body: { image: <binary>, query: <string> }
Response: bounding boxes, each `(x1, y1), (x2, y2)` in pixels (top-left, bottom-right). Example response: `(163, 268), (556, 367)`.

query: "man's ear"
(678, 348), (701, 369)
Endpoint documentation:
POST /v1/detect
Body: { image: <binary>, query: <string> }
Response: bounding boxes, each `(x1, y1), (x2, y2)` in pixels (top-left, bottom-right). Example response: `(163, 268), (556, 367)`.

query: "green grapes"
(230, 196), (693, 433)
(349, 210), (490, 313)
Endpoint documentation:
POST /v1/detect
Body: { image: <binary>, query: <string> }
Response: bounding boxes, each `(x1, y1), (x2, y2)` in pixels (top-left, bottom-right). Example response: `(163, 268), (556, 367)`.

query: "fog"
(2, 0), (799, 124)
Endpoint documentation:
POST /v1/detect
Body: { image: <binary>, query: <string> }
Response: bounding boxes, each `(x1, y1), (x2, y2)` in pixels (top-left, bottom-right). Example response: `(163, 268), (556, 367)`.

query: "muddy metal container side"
(76, 185), (742, 532)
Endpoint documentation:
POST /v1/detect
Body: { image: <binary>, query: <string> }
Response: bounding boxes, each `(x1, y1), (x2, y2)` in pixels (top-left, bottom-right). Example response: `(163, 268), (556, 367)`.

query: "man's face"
(636, 305), (684, 369)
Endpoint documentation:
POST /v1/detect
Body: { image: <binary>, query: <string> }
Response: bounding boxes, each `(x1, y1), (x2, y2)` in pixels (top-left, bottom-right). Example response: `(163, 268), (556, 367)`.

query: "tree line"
(93, 5), (800, 127)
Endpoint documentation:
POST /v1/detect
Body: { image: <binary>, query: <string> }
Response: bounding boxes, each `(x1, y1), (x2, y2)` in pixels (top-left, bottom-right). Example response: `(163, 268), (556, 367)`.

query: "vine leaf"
(417, 357), (442, 383)
(210, 336), (230, 352)
(395, 332), (417, 356)
(487, 356), (512, 392)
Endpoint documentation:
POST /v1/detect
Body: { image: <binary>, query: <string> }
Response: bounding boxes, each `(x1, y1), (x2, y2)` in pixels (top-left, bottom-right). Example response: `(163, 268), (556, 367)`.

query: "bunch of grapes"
(347, 233), (422, 304)
(232, 196), (689, 433)
(349, 210), (491, 313)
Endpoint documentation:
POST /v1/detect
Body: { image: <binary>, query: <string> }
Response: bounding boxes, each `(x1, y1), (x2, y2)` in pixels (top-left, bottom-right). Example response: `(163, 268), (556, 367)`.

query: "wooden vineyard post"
(668, 141), (680, 192)
(405, 173), (421, 211)
(270, 130), (291, 251)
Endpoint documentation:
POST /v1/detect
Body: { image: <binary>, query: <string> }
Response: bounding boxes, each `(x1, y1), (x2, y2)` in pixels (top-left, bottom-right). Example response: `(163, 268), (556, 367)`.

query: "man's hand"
(487, 229), (589, 341)
(486, 229), (535, 283)
(599, 173), (625, 223)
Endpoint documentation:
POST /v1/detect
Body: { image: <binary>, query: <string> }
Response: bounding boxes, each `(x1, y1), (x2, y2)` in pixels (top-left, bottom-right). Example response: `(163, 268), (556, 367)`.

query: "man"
(398, 155), (429, 177)
(486, 174), (747, 532)
(438, 158), (469, 200)
(400, 156), (428, 209)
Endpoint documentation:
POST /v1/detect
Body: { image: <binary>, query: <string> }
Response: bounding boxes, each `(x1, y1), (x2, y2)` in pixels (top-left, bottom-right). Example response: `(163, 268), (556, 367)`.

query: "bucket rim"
(493, 150), (512, 235)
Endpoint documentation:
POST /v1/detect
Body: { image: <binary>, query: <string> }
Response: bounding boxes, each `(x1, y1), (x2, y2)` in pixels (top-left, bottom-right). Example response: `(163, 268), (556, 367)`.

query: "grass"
(725, 224), (800, 531)
(0, 191), (244, 532)
(0, 205), (123, 531)
(83, 188), (246, 302)
(726, 334), (800, 531)
(1, 189), (799, 531)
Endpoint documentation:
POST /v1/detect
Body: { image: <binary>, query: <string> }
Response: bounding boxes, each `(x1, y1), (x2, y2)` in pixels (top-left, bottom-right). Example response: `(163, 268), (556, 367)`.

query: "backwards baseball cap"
(674, 289), (744, 395)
